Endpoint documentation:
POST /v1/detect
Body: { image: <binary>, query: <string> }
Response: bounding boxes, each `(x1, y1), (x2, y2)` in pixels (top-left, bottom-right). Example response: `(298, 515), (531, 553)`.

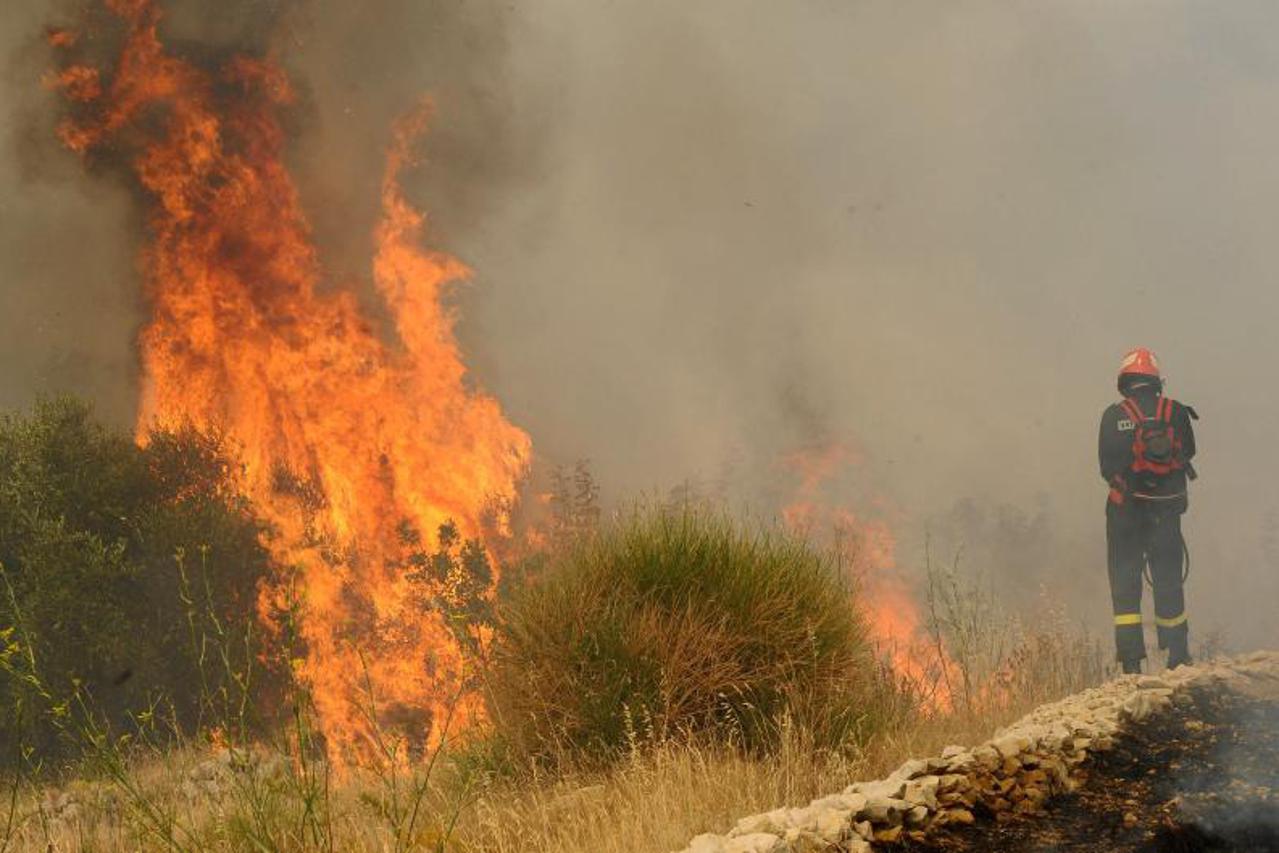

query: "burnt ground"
(909, 684), (1279, 853)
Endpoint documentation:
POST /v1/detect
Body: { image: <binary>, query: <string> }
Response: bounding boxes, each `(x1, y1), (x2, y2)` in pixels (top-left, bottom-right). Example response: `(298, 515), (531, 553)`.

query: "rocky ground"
(678, 653), (1279, 853)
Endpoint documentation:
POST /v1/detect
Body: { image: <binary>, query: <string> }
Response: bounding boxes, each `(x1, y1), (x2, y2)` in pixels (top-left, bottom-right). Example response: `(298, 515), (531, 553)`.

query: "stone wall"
(676, 652), (1279, 853)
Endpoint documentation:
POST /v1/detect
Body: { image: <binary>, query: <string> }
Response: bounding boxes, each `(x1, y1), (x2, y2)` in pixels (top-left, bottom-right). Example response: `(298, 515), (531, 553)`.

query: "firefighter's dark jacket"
(1098, 387), (1196, 508)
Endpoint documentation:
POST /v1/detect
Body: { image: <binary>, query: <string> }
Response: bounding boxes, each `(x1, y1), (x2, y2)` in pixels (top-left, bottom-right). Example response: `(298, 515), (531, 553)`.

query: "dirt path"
(911, 684), (1279, 853)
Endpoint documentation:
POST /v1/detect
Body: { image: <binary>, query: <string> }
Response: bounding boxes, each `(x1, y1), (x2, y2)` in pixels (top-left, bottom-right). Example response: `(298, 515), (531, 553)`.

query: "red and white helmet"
(1118, 347), (1161, 382)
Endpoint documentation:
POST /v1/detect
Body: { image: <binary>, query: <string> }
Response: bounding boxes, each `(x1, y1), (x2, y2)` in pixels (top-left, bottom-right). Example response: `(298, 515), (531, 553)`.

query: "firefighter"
(1098, 347), (1197, 674)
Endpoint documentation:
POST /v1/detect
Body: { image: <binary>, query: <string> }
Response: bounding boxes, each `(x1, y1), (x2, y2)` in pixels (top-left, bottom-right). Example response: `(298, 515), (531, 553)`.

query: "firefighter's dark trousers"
(1106, 500), (1189, 664)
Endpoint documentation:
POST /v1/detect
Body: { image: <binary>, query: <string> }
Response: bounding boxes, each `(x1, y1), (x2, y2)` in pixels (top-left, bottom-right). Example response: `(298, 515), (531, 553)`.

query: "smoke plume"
(4, 1), (1279, 652)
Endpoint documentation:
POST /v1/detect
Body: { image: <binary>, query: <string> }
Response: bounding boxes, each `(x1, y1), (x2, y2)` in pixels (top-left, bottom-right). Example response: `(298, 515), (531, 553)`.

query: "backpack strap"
(1157, 396), (1174, 423)
(1120, 397), (1145, 425)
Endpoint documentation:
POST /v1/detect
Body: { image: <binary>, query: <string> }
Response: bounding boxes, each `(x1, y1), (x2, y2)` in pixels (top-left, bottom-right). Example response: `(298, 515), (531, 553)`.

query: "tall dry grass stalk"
(921, 541), (1108, 718)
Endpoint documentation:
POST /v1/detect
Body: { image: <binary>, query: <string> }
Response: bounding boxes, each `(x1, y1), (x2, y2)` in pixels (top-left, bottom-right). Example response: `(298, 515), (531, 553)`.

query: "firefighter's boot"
(1166, 644), (1193, 669)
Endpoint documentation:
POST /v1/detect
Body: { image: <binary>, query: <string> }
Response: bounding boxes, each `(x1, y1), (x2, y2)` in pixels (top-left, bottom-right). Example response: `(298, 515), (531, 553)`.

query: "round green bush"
(485, 505), (890, 764)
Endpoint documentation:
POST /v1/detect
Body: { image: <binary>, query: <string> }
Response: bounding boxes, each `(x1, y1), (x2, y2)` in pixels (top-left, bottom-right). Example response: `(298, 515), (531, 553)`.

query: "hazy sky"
(2, 1), (1277, 649)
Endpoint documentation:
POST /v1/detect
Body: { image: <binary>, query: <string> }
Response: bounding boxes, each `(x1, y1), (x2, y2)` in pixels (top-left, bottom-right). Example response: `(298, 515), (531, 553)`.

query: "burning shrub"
(484, 505), (898, 766)
(0, 397), (282, 763)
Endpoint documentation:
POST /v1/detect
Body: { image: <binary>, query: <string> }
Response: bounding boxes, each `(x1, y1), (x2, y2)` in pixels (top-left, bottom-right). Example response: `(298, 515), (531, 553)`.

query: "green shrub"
(0, 396), (282, 764)
(485, 505), (896, 766)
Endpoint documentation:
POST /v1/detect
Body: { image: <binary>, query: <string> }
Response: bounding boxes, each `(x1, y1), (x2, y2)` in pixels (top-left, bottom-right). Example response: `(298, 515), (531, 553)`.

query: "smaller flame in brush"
(780, 441), (957, 712)
(47, 28), (78, 49)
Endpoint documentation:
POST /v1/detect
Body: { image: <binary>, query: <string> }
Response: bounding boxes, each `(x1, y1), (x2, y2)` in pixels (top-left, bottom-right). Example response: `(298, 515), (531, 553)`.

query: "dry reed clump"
(482, 505), (903, 766)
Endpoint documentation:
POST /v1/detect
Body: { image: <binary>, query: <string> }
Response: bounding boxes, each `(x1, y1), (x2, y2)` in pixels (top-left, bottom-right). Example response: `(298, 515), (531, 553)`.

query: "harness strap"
(1121, 395), (1176, 424)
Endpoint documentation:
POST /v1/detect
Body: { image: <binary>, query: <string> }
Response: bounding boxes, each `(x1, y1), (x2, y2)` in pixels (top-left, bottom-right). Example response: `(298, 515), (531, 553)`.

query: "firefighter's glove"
(1108, 475), (1128, 506)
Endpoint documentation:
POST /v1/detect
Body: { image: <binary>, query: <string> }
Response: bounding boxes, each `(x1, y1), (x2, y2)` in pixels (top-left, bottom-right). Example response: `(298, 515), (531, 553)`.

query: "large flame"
(48, 0), (531, 758)
(781, 441), (956, 711)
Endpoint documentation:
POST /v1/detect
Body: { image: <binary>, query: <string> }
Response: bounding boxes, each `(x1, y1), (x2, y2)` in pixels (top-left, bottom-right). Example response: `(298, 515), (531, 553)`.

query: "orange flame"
(780, 441), (956, 711)
(50, 1), (531, 758)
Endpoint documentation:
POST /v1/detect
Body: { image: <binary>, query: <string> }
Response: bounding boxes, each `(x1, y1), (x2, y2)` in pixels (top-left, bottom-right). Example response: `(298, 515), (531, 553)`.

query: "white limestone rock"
(903, 775), (941, 810)
(724, 833), (784, 853)
(729, 809), (789, 838)
(684, 833), (725, 853)
(858, 794), (909, 825)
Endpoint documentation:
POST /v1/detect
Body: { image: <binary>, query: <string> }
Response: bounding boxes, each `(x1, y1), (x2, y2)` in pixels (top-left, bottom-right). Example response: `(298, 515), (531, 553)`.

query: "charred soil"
(912, 685), (1279, 853)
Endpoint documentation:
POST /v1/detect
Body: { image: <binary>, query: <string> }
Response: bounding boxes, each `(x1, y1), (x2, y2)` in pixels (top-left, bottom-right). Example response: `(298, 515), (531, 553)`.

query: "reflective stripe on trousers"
(1106, 501), (1189, 663)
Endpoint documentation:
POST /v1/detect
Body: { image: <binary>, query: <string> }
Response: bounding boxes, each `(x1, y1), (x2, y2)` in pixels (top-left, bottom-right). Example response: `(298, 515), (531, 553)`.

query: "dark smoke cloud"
(279, 0), (540, 286)
(0, 0), (529, 419)
(0, 1), (138, 424)
(4, 1), (1278, 652)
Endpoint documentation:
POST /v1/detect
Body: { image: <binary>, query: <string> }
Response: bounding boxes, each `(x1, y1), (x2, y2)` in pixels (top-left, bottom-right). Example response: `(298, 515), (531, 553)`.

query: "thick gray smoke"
(0, 0), (529, 417)
(0, 1), (137, 423)
(3, 1), (1278, 651)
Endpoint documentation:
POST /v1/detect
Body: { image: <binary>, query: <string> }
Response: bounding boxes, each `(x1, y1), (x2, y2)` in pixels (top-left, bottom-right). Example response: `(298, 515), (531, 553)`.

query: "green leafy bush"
(0, 397), (281, 764)
(485, 505), (897, 766)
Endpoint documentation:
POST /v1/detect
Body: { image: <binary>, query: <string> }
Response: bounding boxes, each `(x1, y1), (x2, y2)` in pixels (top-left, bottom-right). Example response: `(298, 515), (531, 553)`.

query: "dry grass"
(3, 618), (1107, 853)
(450, 701), (1073, 853)
(451, 601), (1108, 853)
(0, 709), (1074, 853)
(2, 512), (1113, 853)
